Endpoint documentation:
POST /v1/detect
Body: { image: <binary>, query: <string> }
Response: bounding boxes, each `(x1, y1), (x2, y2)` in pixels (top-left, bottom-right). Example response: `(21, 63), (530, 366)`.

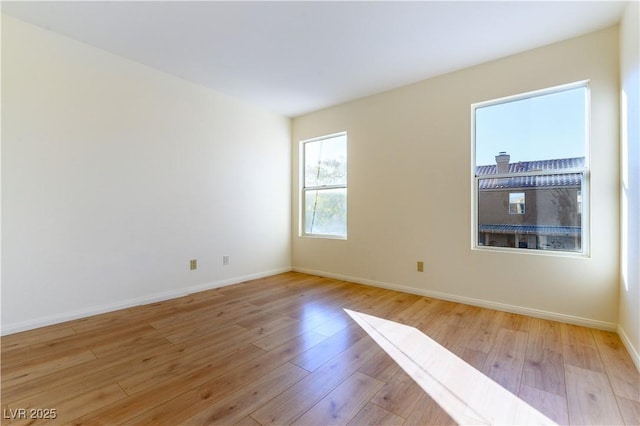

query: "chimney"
(495, 151), (510, 174)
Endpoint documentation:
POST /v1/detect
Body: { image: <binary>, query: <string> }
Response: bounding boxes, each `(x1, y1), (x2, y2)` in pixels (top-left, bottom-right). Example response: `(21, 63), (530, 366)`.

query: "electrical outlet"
(223, 255), (229, 266)
(190, 259), (197, 270)
(417, 261), (424, 272)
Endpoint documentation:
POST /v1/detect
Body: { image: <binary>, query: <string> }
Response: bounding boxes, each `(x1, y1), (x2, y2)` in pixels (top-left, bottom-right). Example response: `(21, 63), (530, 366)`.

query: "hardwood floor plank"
(0, 326), (76, 352)
(565, 363), (624, 425)
(444, 303), (482, 328)
(522, 318), (566, 396)
(600, 354), (640, 401)
(250, 335), (378, 425)
(369, 371), (423, 418)
(1, 349), (96, 387)
(1, 324), (158, 369)
(162, 318), (250, 345)
(88, 333), (170, 359)
(429, 322), (467, 352)
(500, 311), (532, 333)
(312, 312), (353, 337)
(455, 346), (488, 371)
(291, 371), (385, 425)
(616, 396), (640, 425)
(527, 318), (564, 352)
(522, 346), (566, 397)
(235, 415), (263, 426)
(358, 347), (401, 383)
(68, 308), (142, 334)
(2, 336), (176, 402)
(68, 345), (268, 425)
(591, 329), (630, 360)
(592, 331), (640, 401)
(459, 308), (503, 354)
(562, 342), (605, 373)
(290, 323), (366, 372)
(481, 328), (528, 394)
(150, 301), (255, 332)
(119, 325), (319, 400)
(347, 402), (405, 426)
(561, 323), (605, 372)
(390, 297), (437, 325)
(244, 315), (300, 341)
(561, 323), (597, 347)
(519, 383), (569, 425)
(6, 383), (127, 425)
(120, 344), (304, 424)
(117, 338), (264, 395)
(251, 323), (328, 352)
(182, 362), (308, 425)
(366, 293), (423, 322)
(285, 302), (346, 331)
(402, 392), (456, 426)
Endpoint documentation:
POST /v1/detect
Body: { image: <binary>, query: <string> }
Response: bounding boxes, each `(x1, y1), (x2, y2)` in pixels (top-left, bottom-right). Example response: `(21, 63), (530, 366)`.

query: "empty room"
(1, 1), (639, 425)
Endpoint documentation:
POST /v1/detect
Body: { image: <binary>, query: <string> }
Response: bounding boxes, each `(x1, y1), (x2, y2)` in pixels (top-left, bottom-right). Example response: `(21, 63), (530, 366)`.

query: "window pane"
(477, 174), (583, 251)
(475, 86), (586, 165)
(509, 193), (525, 214)
(304, 188), (347, 236)
(474, 83), (587, 254)
(304, 134), (347, 187)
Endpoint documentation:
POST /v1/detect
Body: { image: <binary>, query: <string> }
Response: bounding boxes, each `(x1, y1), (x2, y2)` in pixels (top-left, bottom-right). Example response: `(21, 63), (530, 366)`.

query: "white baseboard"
(1, 267), (291, 336)
(292, 267), (618, 332)
(617, 324), (640, 372)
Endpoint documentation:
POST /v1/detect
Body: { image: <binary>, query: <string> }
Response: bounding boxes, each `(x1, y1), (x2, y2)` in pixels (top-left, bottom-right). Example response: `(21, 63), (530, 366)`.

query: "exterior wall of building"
(478, 186), (582, 250)
(478, 187), (581, 227)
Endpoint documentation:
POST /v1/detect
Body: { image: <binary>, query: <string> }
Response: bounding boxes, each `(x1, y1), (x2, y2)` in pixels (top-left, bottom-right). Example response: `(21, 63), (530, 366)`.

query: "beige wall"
(292, 27), (620, 329)
(2, 16), (292, 334)
(619, 1), (640, 368)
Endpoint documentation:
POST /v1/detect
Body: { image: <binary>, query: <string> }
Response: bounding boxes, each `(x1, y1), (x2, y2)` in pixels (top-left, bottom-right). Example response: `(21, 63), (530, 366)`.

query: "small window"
(509, 193), (525, 214)
(577, 191), (582, 215)
(473, 82), (589, 253)
(301, 132), (347, 238)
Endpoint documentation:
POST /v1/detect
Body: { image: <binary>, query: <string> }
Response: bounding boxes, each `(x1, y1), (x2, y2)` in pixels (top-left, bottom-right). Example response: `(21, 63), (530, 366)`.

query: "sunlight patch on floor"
(344, 309), (556, 425)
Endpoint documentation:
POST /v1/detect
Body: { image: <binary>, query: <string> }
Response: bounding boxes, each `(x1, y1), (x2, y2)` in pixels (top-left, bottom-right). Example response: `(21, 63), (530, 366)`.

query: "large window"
(472, 82), (589, 254)
(301, 132), (347, 238)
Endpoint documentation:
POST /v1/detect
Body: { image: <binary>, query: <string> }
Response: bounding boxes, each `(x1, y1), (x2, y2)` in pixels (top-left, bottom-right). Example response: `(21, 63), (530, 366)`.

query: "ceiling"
(2, 1), (629, 117)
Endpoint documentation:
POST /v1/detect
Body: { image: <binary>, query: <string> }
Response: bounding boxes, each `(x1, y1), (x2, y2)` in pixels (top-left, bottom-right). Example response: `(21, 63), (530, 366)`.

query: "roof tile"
(477, 157), (584, 189)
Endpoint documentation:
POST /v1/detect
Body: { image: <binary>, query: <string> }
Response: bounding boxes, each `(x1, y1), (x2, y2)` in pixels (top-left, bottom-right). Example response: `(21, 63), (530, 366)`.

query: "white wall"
(619, 1), (640, 369)
(1, 15), (291, 334)
(292, 27), (620, 330)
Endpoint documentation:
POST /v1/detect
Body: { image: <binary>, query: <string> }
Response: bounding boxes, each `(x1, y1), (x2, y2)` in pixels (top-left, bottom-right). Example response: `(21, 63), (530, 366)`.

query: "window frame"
(509, 192), (526, 215)
(471, 81), (591, 256)
(300, 132), (348, 239)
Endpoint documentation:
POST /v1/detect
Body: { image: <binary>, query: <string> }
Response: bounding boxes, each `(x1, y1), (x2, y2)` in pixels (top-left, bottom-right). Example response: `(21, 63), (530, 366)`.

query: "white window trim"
(300, 132), (348, 240)
(470, 81), (591, 257)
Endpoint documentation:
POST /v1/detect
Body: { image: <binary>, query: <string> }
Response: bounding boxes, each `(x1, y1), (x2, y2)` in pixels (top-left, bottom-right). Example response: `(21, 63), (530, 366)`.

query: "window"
(301, 132), (347, 238)
(509, 192), (525, 214)
(577, 191), (582, 215)
(473, 82), (589, 253)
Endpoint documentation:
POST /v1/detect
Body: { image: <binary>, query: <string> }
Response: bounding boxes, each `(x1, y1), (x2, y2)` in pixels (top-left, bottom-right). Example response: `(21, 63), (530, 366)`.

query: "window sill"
(300, 233), (347, 241)
(472, 244), (589, 258)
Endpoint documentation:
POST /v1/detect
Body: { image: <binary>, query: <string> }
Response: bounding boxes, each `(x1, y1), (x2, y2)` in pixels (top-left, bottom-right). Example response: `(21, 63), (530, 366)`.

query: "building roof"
(476, 157), (584, 190)
(479, 224), (581, 236)
(476, 157), (584, 175)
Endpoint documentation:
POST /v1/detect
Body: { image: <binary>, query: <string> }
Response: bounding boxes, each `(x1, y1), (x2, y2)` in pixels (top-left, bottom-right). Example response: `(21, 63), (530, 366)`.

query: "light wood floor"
(1, 272), (638, 425)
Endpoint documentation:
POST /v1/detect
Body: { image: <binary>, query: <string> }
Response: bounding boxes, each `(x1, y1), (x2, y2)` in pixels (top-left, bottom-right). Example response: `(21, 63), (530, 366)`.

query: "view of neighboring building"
(477, 152), (584, 251)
